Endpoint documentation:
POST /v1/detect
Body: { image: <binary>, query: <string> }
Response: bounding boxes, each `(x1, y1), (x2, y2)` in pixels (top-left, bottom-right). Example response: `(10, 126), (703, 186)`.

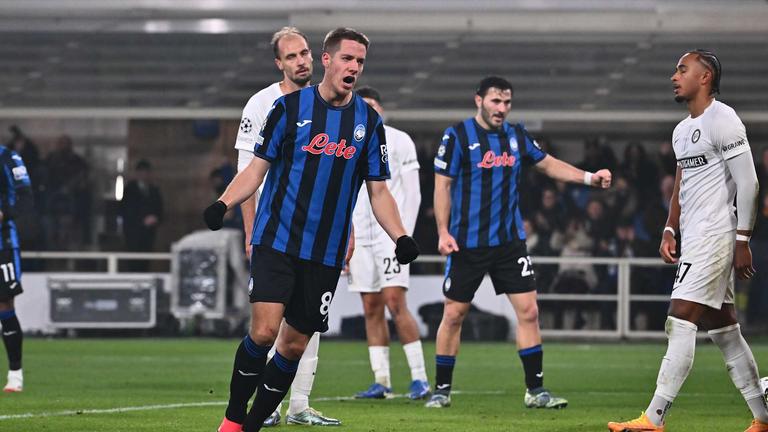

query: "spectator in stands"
(550, 216), (596, 328)
(755, 147), (768, 189)
(638, 174), (674, 243)
(655, 140), (677, 177)
(585, 198), (613, 256)
(747, 190), (768, 328)
(603, 174), (638, 224)
(44, 135), (89, 249)
(621, 142), (659, 203)
(579, 138), (617, 174)
(120, 159), (163, 271)
(530, 187), (565, 256)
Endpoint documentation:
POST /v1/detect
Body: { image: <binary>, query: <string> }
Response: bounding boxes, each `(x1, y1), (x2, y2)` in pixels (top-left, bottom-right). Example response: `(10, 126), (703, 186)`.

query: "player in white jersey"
(609, 50), (768, 432)
(219, 27), (340, 432)
(347, 87), (430, 400)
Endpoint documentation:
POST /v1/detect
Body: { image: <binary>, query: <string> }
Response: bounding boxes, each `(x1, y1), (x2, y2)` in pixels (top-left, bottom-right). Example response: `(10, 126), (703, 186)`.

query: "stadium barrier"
(19, 252), (677, 339)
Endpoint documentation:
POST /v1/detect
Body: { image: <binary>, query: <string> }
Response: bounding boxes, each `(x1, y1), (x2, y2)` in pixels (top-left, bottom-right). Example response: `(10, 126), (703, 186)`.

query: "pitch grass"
(0, 338), (765, 431)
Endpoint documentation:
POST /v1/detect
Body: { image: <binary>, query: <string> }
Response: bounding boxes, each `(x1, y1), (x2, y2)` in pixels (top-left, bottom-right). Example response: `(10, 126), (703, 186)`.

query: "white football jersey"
(672, 100), (750, 240)
(353, 125), (420, 246)
(235, 82), (283, 153)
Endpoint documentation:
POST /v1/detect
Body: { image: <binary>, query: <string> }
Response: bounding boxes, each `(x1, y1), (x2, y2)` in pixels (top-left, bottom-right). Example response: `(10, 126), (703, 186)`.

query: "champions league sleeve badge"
(239, 117), (252, 134)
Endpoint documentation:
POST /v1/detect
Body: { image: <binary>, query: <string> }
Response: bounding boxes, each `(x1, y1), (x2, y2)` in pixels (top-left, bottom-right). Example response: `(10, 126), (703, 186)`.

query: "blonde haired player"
(609, 49), (768, 432)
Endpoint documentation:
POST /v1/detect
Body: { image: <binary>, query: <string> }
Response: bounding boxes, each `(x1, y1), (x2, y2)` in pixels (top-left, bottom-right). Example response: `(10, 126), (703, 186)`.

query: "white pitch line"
(0, 401), (226, 420)
(0, 390), (505, 421)
(0, 389), (736, 421)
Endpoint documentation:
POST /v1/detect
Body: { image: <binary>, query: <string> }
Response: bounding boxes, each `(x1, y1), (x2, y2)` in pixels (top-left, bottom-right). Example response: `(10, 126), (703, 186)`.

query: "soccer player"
(426, 76), (611, 409)
(348, 87), (430, 400)
(0, 144), (32, 393)
(608, 50), (768, 432)
(205, 27), (420, 432)
(233, 26), (339, 427)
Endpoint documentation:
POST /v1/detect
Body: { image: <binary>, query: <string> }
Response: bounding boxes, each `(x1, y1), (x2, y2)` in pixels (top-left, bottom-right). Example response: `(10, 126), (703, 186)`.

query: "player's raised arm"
(659, 167), (682, 264)
(534, 154), (611, 188)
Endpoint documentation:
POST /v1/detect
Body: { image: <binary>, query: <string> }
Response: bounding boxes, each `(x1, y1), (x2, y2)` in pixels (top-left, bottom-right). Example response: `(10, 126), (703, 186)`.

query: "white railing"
(23, 251), (172, 274)
(21, 252), (675, 339)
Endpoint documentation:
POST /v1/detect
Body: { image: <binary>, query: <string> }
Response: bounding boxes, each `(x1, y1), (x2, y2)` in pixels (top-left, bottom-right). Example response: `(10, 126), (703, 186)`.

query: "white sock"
(288, 332), (320, 416)
(369, 346), (391, 388)
(402, 340), (428, 382)
(646, 316), (698, 426)
(709, 323), (768, 423)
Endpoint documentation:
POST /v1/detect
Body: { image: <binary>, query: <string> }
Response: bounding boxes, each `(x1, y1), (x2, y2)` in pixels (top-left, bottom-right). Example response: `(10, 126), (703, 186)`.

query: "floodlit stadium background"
(1, 1), (768, 430)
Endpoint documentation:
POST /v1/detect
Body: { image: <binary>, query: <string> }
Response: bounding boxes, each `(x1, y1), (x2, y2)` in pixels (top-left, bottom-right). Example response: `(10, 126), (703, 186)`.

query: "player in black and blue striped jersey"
(426, 76), (612, 409)
(204, 27), (419, 432)
(0, 145), (32, 393)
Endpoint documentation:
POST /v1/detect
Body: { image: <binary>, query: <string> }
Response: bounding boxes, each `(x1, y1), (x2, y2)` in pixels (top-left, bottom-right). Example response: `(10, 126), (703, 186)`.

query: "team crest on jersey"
(240, 117), (252, 134)
(509, 138), (518, 151)
(691, 129), (701, 143)
(354, 124), (366, 142)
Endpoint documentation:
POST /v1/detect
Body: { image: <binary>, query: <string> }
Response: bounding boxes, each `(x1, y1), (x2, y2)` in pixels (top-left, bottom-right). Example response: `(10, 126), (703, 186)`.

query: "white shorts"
(671, 231), (735, 309)
(347, 243), (410, 293)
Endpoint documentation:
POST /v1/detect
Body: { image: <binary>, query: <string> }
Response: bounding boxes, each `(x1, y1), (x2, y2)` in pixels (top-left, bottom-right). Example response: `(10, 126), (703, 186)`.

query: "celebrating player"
(205, 27), (419, 432)
(608, 50), (768, 432)
(426, 76), (611, 409)
(232, 26), (339, 428)
(0, 144), (32, 393)
(348, 87), (430, 401)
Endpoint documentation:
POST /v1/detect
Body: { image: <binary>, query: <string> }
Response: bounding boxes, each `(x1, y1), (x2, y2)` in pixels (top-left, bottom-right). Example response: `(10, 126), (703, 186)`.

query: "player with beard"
(206, 27), (419, 432)
(231, 27), (340, 428)
(608, 50), (768, 432)
(426, 76), (611, 409)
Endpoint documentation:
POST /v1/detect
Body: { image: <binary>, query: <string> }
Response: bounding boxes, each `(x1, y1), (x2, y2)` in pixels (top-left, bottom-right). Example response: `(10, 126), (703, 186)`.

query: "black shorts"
(0, 249), (23, 302)
(249, 245), (341, 335)
(442, 241), (536, 303)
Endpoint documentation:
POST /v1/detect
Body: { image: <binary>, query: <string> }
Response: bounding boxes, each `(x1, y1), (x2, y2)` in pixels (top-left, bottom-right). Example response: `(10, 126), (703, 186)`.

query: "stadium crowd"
(6, 124), (768, 329)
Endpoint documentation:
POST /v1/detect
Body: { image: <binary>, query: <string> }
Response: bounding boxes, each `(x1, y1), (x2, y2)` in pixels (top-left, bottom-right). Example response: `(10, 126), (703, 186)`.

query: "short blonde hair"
(271, 27), (309, 59)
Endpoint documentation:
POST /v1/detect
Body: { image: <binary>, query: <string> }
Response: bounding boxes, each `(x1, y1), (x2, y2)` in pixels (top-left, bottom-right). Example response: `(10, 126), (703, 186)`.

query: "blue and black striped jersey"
(433, 119), (546, 249)
(0, 146), (32, 250)
(252, 86), (390, 268)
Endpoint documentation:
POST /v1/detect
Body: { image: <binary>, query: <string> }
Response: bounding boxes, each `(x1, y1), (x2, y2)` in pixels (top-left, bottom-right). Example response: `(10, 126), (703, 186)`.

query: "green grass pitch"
(0, 338), (765, 431)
